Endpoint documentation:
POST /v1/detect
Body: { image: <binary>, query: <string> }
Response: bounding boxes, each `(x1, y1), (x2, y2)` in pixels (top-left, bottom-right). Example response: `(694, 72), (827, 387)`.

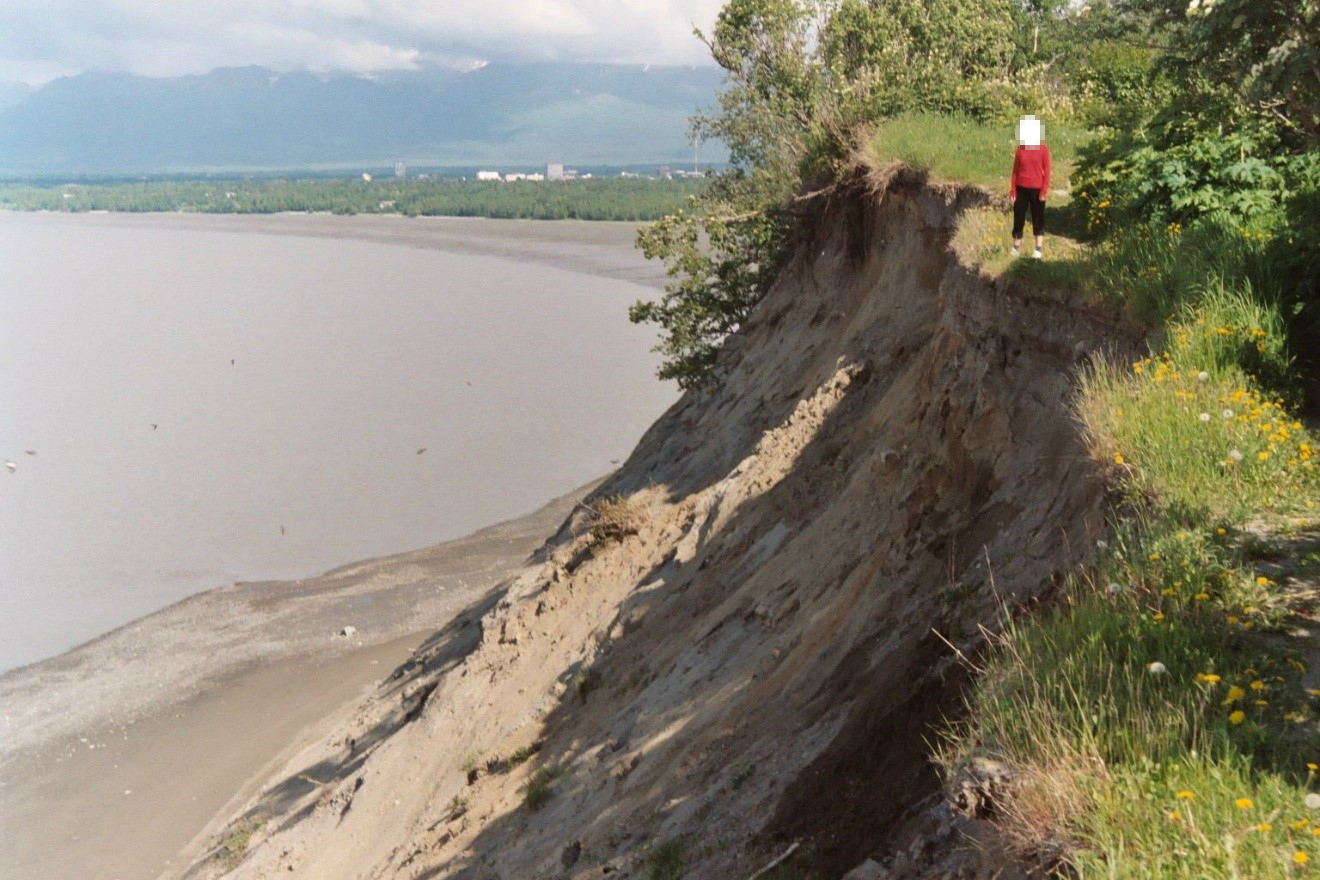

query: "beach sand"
(0, 483), (593, 880)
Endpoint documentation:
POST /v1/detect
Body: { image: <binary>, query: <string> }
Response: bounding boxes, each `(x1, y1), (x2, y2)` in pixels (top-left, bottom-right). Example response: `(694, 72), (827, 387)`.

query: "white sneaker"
(1032, 249), (1043, 259)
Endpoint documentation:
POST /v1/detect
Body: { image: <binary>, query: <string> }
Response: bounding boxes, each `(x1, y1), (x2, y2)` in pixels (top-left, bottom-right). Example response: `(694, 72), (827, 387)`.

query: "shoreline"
(0, 211), (668, 290)
(0, 210), (669, 879)
(0, 480), (598, 880)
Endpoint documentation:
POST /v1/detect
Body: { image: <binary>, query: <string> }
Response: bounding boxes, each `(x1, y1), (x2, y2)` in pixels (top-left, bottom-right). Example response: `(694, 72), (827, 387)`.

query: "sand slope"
(180, 173), (1146, 880)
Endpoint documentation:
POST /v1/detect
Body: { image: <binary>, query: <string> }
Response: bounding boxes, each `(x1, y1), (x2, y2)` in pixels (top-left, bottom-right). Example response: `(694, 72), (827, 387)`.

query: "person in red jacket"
(1010, 115), (1051, 259)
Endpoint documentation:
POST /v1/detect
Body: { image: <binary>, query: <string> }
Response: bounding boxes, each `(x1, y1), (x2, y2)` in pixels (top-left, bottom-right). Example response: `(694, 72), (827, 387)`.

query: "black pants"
(1012, 187), (1045, 237)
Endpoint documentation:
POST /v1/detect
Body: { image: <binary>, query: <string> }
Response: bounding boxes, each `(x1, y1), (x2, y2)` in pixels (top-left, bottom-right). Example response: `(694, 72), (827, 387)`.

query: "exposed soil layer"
(183, 172), (1144, 880)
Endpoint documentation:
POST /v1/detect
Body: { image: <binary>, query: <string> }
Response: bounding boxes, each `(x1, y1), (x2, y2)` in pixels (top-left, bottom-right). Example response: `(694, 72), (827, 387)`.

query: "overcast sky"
(0, 0), (726, 85)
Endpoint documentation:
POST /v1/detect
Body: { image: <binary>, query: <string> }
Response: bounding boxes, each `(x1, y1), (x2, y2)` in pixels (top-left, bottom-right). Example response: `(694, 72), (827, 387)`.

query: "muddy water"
(0, 213), (676, 672)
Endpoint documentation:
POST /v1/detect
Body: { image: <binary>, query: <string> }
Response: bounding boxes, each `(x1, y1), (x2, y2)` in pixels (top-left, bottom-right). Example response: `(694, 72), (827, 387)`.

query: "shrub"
(587, 494), (644, 546)
(524, 764), (565, 811)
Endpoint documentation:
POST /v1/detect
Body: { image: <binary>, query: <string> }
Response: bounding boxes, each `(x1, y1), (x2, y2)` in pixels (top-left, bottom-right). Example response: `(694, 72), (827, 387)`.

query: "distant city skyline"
(0, 0), (725, 86)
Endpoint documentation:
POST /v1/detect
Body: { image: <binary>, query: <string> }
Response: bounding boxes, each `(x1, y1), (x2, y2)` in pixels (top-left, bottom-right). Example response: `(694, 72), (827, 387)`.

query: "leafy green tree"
(1073, 0), (1320, 229)
(632, 0), (1039, 389)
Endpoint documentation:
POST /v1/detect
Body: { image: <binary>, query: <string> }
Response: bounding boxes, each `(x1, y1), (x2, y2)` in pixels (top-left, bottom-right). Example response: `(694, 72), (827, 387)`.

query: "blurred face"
(1019, 115), (1041, 147)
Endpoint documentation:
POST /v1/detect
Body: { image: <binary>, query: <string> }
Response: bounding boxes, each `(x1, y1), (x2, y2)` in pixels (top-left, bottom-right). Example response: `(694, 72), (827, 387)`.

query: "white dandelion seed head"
(1148, 662), (1169, 674)
(1306, 793), (1320, 810)
(1229, 448), (1244, 462)
(1200, 412), (1211, 422)
(1097, 539), (1109, 550)
(1223, 409), (1235, 419)
(1107, 582), (1124, 594)
(1197, 371), (1210, 382)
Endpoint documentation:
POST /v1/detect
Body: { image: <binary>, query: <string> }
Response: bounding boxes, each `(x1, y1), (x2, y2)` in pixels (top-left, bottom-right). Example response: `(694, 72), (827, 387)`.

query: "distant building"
(477, 171), (502, 181)
(526, 173), (545, 181)
(394, 161), (407, 179)
(658, 166), (672, 179)
(505, 172), (528, 182)
(547, 162), (565, 181)
(361, 173), (373, 182)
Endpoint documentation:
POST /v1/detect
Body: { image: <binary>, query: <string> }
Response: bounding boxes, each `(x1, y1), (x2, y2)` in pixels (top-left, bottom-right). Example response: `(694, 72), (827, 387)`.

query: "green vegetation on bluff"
(0, 177), (708, 222)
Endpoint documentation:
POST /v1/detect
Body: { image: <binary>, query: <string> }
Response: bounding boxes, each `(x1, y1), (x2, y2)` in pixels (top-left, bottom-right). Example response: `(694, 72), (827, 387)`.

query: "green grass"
(938, 510), (1320, 877)
(862, 112), (1090, 194)
(951, 204), (1092, 287)
(865, 112), (1095, 290)
(896, 110), (1320, 879)
(1077, 290), (1315, 521)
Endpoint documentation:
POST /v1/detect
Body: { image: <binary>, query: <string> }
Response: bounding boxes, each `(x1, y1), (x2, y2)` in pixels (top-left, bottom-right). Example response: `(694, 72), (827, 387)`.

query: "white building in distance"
(547, 162), (565, 181)
(477, 171), (502, 181)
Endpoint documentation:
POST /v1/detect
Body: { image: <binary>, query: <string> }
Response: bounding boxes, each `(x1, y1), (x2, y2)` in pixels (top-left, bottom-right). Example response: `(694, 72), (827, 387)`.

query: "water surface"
(0, 213), (677, 672)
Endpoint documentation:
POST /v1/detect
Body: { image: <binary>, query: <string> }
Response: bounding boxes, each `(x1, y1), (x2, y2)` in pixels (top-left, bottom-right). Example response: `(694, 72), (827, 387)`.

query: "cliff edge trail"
(180, 170), (1145, 880)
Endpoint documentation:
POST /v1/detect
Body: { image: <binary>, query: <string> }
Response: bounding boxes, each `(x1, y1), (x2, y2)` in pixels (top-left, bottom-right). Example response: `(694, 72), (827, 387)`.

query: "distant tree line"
(0, 177), (709, 222)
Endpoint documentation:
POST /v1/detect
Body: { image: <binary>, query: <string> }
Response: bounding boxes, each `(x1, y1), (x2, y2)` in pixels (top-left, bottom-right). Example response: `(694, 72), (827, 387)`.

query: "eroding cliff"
(183, 171), (1142, 880)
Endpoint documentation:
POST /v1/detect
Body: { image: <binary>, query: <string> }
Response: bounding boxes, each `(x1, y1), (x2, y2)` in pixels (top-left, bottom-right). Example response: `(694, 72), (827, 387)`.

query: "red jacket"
(1010, 145), (1051, 200)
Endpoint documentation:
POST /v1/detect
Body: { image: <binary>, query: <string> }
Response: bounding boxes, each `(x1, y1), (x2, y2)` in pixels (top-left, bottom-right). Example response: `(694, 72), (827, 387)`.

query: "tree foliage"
(0, 178), (707, 222)
(1073, 0), (1320, 227)
(631, 0), (1044, 389)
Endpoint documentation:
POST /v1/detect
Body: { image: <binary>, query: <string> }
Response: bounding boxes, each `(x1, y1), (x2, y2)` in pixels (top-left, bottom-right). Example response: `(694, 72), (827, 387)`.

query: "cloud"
(0, 0), (726, 84)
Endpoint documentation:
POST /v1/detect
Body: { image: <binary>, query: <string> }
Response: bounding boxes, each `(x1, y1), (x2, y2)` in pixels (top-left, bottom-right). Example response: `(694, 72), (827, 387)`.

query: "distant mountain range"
(0, 63), (726, 176)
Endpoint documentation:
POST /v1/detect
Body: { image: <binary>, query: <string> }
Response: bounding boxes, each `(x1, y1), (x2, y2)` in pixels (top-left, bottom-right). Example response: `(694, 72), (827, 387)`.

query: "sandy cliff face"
(182, 173), (1142, 880)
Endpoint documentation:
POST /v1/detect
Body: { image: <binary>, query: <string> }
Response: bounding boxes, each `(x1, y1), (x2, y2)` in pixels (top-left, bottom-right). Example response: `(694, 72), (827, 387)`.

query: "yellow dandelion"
(1150, 552), (1161, 561)
(1296, 851), (1310, 865)
(1251, 680), (1266, 691)
(1236, 796), (1254, 808)
(1177, 790), (1194, 800)
(1293, 818), (1311, 830)
(1197, 674), (1221, 684)
(1163, 588), (1176, 597)
(1230, 710), (1247, 724)
(1309, 763), (1318, 771)
(1113, 452), (1124, 465)
(1228, 616), (1241, 625)
(1255, 699), (1270, 707)
(1194, 592), (1210, 601)
(1224, 686), (1246, 704)
(1217, 527), (1227, 536)
(1258, 822), (1274, 832)
(1154, 612), (1166, 621)
(1258, 451), (1270, 462)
